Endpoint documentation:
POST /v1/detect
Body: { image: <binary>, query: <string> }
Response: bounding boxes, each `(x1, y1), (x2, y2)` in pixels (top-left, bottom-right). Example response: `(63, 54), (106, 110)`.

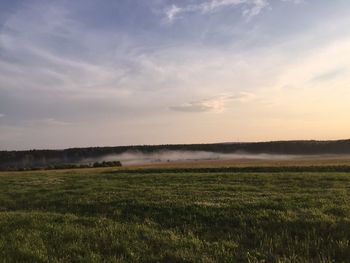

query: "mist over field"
(2, 140), (350, 171)
(84, 150), (306, 166)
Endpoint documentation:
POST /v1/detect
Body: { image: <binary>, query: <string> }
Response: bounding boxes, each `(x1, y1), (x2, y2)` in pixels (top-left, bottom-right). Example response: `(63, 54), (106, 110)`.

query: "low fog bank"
(83, 150), (312, 166)
(3, 141), (350, 171)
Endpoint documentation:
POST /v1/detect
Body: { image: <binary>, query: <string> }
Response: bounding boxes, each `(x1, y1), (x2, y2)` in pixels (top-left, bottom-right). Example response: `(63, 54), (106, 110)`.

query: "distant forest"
(1, 140), (350, 171)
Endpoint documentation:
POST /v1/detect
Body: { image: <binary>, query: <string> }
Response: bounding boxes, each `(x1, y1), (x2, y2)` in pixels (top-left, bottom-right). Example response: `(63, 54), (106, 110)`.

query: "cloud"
(165, 0), (269, 21)
(170, 92), (254, 113)
(24, 118), (72, 127)
(170, 96), (226, 113)
(0, 114), (5, 118)
(165, 5), (182, 21)
(310, 67), (347, 83)
(275, 37), (350, 91)
(228, 92), (255, 102)
(242, 0), (269, 19)
(281, 0), (305, 4)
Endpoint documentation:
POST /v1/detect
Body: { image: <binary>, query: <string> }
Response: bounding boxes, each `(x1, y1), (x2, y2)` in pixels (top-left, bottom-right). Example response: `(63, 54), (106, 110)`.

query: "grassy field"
(1, 164), (350, 262)
(125, 155), (350, 169)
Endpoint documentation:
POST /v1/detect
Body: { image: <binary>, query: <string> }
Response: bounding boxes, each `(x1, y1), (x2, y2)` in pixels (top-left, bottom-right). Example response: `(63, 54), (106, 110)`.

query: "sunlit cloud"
(170, 97), (226, 113)
(170, 92), (255, 113)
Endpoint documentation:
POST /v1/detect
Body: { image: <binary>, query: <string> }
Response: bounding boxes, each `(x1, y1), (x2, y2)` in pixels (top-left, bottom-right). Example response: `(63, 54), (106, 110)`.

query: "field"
(1, 159), (350, 262)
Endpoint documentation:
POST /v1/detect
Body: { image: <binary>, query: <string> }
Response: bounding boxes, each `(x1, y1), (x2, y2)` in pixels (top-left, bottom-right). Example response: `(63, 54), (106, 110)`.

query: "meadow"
(1, 163), (350, 262)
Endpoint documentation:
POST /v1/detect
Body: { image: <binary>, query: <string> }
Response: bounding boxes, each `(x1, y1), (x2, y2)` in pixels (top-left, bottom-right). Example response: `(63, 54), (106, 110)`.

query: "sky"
(0, 0), (350, 150)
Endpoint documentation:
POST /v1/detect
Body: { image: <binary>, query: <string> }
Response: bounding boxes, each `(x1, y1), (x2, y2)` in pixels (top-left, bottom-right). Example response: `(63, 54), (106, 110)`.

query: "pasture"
(1, 163), (350, 262)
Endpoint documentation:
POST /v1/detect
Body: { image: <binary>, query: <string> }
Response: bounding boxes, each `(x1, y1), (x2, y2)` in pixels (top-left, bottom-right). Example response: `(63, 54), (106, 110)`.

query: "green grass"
(1, 168), (350, 262)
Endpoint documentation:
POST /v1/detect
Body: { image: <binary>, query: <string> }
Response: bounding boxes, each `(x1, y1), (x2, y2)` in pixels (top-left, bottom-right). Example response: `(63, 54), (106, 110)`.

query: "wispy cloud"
(228, 92), (255, 102)
(0, 114), (5, 118)
(170, 92), (254, 113)
(242, 0), (269, 19)
(165, 0), (269, 21)
(165, 5), (182, 21)
(310, 67), (347, 83)
(23, 118), (72, 127)
(281, 0), (305, 4)
(170, 97), (226, 113)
